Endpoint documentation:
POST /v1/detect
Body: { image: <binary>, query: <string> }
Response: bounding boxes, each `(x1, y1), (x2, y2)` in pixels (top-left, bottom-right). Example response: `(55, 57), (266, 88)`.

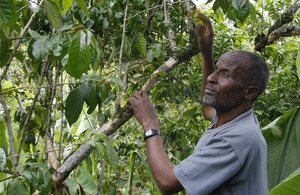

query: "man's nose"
(207, 71), (217, 83)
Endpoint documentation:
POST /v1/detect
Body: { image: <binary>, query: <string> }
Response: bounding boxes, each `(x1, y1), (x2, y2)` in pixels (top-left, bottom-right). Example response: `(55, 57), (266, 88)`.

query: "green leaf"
(75, 0), (89, 18)
(76, 165), (96, 194)
(87, 83), (98, 114)
(262, 107), (300, 189)
(66, 31), (91, 78)
(136, 32), (147, 56)
(0, 0), (16, 26)
(50, 34), (62, 56)
(126, 151), (136, 194)
(219, 0), (230, 13)
(44, 0), (62, 30)
(104, 138), (118, 169)
(79, 82), (98, 114)
(152, 43), (162, 58)
(271, 126), (282, 139)
(10, 178), (27, 195)
(65, 177), (79, 195)
(65, 88), (84, 126)
(0, 147), (6, 171)
(62, 0), (74, 13)
(296, 44), (300, 79)
(232, 0), (250, 23)
(269, 166), (300, 195)
(32, 36), (51, 61)
(94, 133), (118, 169)
(0, 27), (9, 66)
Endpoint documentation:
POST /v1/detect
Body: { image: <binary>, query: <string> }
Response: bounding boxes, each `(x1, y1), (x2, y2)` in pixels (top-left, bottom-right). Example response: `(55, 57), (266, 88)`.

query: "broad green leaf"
(66, 31), (91, 78)
(32, 36), (51, 61)
(0, 147), (6, 171)
(136, 32), (147, 56)
(65, 177), (79, 195)
(44, 0), (62, 30)
(76, 165), (96, 194)
(94, 133), (110, 142)
(75, 0), (89, 18)
(219, 0), (230, 13)
(80, 81), (98, 114)
(0, 27), (9, 65)
(0, 0), (16, 26)
(79, 82), (91, 102)
(62, 0), (73, 13)
(65, 88), (84, 126)
(10, 178), (27, 195)
(232, 0), (250, 23)
(152, 43), (162, 58)
(50, 34), (62, 56)
(269, 166), (300, 195)
(213, 0), (221, 12)
(104, 138), (118, 169)
(262, 107), (300, 189)
(86, 82), (98, 114)
(296, 44), (300, 79)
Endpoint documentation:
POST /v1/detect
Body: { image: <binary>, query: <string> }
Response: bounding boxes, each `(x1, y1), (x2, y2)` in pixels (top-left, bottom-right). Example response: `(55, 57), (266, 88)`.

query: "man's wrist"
(144, 129), (160, 140)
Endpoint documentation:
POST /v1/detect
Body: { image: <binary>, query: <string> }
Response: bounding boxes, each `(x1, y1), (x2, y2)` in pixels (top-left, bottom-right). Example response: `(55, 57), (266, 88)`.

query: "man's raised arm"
(196, 13), (215, 121)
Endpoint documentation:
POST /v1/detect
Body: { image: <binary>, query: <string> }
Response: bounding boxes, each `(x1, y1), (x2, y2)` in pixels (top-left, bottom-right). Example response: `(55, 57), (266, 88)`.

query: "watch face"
(145, 131), (152, 136)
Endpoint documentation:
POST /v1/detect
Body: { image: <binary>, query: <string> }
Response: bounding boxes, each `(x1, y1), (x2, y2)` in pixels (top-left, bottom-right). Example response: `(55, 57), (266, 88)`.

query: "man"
(128, 13), (269, 195)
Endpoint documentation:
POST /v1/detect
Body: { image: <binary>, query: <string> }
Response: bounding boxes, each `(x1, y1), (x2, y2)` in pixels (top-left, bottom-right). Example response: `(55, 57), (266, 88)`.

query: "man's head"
(203, 50), (269, 112)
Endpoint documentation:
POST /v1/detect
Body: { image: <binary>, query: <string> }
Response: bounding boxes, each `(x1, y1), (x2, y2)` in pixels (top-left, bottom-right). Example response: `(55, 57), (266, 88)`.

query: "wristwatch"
(144, 129), (160, 140)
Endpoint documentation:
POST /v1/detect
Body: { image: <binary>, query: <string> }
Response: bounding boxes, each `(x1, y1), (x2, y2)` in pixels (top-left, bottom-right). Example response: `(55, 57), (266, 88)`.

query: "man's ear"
(244, 86), (259, 100)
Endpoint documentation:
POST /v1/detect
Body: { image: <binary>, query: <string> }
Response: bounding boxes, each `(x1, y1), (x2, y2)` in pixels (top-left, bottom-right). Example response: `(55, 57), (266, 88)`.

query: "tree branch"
(255, 0), (300, 51)
(164, 0), (178, 52)
(0, 87), (17, 169)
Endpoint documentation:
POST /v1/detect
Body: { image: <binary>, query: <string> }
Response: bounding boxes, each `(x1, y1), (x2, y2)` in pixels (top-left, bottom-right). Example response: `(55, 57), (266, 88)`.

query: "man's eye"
(222, 72), (230, 77)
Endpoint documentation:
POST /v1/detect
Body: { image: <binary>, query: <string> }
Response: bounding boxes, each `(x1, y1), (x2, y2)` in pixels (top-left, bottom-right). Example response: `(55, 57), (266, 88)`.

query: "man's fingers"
(196, 12), (213, 30)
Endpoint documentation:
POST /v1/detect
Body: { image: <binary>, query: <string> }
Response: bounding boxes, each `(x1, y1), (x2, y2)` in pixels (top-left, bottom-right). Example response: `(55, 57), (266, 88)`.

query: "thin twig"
(0, 82), (82, 95)
(0, 86), (17, 169)
(115, 0), (129, 111)
(0, 0), (45, 83)
(16, 52), (50, 165)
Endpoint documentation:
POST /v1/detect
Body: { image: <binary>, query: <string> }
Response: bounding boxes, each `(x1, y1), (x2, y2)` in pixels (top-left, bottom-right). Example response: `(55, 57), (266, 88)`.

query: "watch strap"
(144, 129), (160, 140)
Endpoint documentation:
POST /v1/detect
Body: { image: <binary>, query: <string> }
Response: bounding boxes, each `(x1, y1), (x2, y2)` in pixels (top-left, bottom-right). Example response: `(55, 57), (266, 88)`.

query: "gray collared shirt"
(174, 109), (268, 195)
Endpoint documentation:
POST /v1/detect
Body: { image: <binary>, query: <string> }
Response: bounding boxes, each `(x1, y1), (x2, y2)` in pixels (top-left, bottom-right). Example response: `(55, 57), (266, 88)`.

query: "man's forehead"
(217, 52), (251, 69)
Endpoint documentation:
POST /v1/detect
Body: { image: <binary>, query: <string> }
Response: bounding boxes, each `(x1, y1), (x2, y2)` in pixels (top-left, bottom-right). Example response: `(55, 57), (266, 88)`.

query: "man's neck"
(214, 105), (252, 128)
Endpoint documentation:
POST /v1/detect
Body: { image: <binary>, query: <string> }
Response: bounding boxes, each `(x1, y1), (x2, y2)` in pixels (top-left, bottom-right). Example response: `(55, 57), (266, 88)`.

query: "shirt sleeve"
(174, 136), (241, 195)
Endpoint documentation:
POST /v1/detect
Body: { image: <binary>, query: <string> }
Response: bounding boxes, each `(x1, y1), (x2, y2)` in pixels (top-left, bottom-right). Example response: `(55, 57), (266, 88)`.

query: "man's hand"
(196, 13), (214, 54)
(128, 91), (159, 131)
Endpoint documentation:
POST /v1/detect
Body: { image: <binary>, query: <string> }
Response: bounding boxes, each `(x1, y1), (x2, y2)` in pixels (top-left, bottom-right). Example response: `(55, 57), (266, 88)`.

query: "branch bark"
(255, 0), (300, 51)
(0, 87), (17, 169)
(115, 0), (129, 111)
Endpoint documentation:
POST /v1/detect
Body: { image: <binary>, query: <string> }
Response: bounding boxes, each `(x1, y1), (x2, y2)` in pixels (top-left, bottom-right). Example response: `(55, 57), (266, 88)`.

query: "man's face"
(203, 52), (251, 112)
